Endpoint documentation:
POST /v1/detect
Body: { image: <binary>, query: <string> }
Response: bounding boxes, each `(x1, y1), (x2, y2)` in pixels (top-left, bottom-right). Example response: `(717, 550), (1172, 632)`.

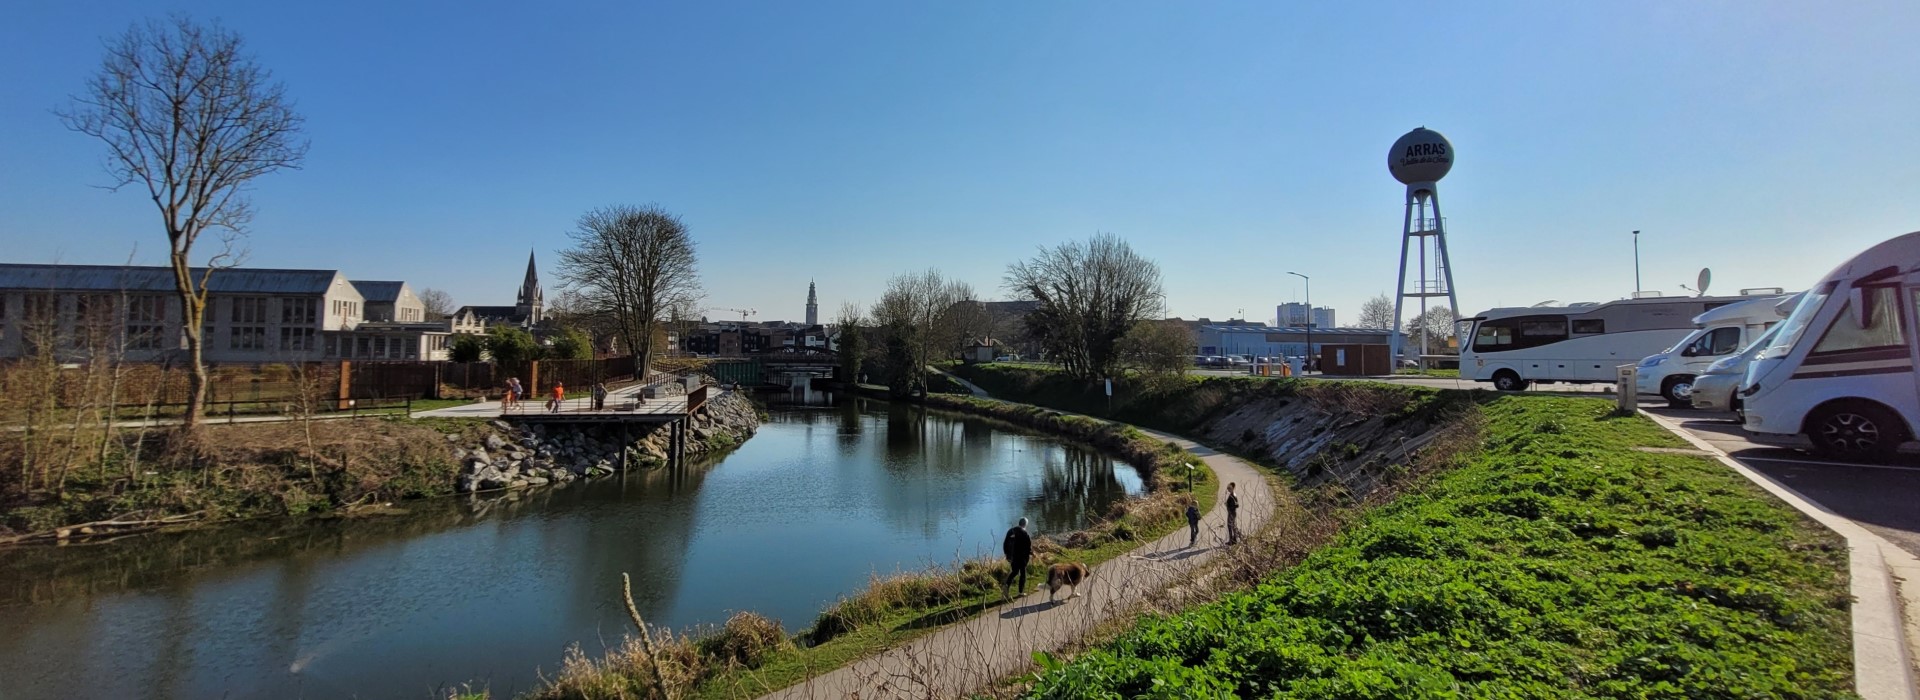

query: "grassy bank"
(513, 396), (1218, 700)
(2, 417), (474, 539)
(1395, 367), (1460, 378)
(1024, 395), (1853, 699)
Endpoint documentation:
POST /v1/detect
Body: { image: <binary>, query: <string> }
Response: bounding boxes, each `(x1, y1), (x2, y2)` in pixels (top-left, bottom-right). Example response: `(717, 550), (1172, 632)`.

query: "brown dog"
(1046, 562), (1089, 602)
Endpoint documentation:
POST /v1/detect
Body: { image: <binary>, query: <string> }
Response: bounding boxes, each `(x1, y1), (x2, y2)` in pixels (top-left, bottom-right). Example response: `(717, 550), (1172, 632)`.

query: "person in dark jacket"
(1185, 498), (1202, 547)
(1001, 517), (1031, 601)
(1224, 482), (1241, 545)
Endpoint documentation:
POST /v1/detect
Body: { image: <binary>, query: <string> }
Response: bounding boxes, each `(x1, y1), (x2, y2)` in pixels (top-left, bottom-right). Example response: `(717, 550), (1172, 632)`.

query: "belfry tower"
(805, 280), (819, 326)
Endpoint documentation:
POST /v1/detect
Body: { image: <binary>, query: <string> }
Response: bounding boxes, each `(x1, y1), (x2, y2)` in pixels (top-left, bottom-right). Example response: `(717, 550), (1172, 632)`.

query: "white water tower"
(1387, 127), (1462, 367)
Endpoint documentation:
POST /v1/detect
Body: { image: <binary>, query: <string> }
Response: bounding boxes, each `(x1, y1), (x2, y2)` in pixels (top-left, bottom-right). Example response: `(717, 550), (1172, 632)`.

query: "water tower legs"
(1388, 187), (1461, 369)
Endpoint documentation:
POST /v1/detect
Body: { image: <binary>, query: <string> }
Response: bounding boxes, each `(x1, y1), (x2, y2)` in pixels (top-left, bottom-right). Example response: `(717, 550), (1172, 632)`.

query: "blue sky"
(4, 1), (1917, 325)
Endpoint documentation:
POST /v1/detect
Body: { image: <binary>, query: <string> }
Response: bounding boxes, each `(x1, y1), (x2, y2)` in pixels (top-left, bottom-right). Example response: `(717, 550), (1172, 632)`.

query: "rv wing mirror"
(1848, 287), (1874, 329)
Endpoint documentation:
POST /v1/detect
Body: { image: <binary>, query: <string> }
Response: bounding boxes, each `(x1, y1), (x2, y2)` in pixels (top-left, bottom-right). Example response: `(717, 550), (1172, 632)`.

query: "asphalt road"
(1643, 404), (1920, 558)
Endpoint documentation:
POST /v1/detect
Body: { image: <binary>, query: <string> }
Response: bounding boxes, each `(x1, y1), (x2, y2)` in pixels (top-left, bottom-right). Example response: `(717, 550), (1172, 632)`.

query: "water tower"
(1387, 127), (1461, 367)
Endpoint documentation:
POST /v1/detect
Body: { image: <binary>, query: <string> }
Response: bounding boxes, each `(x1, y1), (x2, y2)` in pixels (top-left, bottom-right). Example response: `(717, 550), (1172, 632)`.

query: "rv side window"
(1474, 321), (1514, 350)
(1571, 319), (1604, 334)
(1812, 285), (1904, 354)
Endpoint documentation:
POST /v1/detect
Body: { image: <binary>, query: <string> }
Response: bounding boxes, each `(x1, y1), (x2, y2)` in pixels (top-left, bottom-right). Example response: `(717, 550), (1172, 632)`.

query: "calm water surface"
(0, 397), (1141, 699)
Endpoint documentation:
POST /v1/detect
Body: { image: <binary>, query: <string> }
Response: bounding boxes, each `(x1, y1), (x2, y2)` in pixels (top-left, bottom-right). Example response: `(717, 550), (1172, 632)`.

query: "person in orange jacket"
(548, 382), (565, 413)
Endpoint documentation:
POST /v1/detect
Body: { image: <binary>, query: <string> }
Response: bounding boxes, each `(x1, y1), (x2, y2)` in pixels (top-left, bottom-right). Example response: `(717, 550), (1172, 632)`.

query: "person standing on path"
(1185, 498), (1202, 547)
(1001, 517), (1032, 601)
(549, 381), (566, 413)
(592, 381), (608, 411)
(504, 378), (521, 410)
(1224, 482), (1241, 545)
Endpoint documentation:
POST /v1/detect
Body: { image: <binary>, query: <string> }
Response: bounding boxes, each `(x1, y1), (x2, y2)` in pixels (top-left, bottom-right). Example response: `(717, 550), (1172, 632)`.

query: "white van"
(1743, 231), (1920, 458)
(1634, 293), (1796, 406)
(1459, 294), (1775, 391)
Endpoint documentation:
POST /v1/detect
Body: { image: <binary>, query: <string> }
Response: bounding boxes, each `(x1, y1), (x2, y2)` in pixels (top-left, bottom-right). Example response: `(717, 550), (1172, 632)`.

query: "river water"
(0, 396), (1142, 699)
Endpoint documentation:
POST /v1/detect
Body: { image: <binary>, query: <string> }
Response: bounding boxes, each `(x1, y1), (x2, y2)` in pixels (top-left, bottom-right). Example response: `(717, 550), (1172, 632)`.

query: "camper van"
(1459, 294), (1776, 391)
(1743, 231), (1920, 458)
(1634, 293), (1796, 406)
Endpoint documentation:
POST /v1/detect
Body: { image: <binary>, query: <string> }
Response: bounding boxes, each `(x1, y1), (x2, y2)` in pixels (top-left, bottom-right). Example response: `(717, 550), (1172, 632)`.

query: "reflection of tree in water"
(565, 456), (715, 626)
(882, 401), (926, 467)
(1030, 448), (1131, 533)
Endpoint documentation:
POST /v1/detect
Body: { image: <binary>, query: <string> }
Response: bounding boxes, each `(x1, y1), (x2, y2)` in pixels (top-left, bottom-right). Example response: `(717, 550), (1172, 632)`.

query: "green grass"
(1395, 367), (1460, 378)
(1024, 395), (1854, 699)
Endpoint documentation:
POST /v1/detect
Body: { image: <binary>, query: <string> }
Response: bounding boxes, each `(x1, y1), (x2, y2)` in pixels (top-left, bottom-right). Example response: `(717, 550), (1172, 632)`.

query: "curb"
(1642, 410), (1920, 700)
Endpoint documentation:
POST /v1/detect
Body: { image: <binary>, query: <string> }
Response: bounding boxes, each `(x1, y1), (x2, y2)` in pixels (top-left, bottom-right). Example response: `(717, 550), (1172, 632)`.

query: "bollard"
(1616, 365), (1637, 414)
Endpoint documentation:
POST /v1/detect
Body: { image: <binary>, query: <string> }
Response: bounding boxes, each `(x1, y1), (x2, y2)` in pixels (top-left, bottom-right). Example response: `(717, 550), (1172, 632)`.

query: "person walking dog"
(1224, 482), (1241, 545)
(1185, 497), (1202, 547)
(1002, 517), (1032, 601)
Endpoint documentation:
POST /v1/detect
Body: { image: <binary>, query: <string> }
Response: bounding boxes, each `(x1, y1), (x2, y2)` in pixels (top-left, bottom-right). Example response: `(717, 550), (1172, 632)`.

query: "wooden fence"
(24, 355), (643, 408)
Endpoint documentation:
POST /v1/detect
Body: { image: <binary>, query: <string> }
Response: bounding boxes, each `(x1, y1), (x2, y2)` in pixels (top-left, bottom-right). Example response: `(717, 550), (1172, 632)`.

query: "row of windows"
(1472, 315), (1607, 352)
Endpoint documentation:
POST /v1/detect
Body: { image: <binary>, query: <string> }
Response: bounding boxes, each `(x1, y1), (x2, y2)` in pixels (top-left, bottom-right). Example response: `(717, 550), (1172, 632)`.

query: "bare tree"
(556, 205), (702, 378)
(1356, 294), (1396, 330)
(871, 270), (969, 397)
(1004, 234), (1164, 380)
(834, 301), (867, 386)
(1409, 305), (1459, 355)
(1120, 319), (1192, 390)
(416, 287), (455, 320)
(60, 15), (308, 436)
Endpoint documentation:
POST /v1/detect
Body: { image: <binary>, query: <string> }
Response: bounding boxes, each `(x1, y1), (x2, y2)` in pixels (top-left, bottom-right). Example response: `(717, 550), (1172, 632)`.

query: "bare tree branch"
(58, 14), (307, 437)
(556, 205), (703, 377)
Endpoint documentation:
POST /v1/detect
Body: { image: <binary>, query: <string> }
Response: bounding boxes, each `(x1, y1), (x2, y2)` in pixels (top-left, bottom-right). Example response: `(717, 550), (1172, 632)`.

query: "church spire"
(805, 279), (819, 326)
(516, 249), (544, 325)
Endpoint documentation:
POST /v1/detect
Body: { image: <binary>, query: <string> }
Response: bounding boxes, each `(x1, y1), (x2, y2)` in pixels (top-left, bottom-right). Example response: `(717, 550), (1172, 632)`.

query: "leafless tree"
(1408, 305), (1459, 355)
(1355, 294), (1396, 330)
(834, 301), (867, 385)
(59, 15), (308, 437)
(1004, 234), (1165, 380)
(417, 287), (455, 320)
(1120, 319), (1193, 385)
(556, 205), (703, 378)
(871, 269), (969, 396)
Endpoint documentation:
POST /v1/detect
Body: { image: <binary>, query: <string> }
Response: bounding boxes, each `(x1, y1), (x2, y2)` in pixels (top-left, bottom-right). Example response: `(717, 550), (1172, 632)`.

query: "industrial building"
(1194, 322), (1402, 361)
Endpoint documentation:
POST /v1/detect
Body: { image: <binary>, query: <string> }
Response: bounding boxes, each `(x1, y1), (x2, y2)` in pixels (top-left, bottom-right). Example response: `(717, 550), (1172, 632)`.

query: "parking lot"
(1643, 404), (1920, 558)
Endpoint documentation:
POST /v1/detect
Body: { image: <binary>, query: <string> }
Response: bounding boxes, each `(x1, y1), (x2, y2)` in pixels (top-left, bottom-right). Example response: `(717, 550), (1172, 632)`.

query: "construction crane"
(705, 307), (757, 323)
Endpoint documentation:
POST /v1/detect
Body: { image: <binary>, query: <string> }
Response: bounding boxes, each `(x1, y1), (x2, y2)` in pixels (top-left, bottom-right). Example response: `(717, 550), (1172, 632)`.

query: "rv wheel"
(1807, 401), (1906, 460)
(1491, 370), (1528, 392)
(1661, 376), (1695, 408)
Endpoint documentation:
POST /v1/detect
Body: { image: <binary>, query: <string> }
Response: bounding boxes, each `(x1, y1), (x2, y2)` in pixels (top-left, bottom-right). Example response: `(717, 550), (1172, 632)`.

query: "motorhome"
(1743, 231), (1920, 458)
(1689, 323), (1782, 416)
(1459, 293), (1777, 391)
(1634, 293), (1797, 406)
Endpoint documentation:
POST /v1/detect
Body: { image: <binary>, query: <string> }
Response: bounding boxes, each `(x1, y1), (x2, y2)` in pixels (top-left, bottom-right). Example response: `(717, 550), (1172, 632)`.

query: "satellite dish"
(1696, 268), (1711, 296)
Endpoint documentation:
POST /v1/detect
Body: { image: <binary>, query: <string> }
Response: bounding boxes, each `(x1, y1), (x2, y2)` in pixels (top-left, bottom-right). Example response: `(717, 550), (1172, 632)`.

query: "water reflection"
(0, 401), (1142, 700)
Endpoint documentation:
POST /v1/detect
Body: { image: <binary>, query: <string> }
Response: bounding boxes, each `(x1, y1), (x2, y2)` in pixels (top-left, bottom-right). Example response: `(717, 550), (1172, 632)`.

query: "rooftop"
(0, 263), (345, 295)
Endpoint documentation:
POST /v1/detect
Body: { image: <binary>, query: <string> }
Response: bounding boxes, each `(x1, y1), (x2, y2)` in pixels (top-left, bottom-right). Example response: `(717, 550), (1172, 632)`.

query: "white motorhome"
(1459, 294), (1776, 391)
(1634, 293), (1796, 406)
(1743, 231), (1920, 458)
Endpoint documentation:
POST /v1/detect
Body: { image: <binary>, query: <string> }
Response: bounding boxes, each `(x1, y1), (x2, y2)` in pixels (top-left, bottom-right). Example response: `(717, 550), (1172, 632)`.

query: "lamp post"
(1632, 230), (1641, 295)
(1288, 271), (1311, 373)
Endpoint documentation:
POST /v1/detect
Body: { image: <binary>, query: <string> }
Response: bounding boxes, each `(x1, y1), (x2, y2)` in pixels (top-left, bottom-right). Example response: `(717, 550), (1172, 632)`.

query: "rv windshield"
(1761, 285), (1832, 360)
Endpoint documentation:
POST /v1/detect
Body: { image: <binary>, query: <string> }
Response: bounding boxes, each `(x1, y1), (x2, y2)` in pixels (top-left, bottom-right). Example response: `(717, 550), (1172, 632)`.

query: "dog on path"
(1046, 562), (1089, 603)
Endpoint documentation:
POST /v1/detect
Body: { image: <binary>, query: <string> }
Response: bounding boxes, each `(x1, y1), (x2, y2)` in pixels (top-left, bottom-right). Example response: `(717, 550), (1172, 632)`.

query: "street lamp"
(1632, 230), (1642, 295)
(1287, 271), (1311, 373)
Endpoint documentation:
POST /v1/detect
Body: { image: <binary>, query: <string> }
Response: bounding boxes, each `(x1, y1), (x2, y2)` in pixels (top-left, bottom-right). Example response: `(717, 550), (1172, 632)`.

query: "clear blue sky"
(4, 1), (1917, 326)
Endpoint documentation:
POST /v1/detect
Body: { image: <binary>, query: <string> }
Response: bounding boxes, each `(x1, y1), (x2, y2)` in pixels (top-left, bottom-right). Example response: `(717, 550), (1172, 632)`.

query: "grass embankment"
(1395, 367), (1460, 378)
(1, 417), (472, 539)
(1024, 396), (1854, 699)
(516, 396), (1217, 700)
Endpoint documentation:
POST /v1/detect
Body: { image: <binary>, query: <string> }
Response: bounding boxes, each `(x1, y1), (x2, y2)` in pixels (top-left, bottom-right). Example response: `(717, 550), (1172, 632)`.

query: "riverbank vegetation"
(1022, 395), (1853, 698)
(0, 416), (475, 540)
(496, 396), (1219, 700)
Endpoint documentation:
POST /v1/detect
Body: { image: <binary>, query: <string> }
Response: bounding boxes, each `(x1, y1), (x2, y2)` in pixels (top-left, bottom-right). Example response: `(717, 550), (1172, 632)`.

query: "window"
(1686, 327), (1742, 356)
(1812, 285), (1904, 354)
(125, 295), (167, 350)
(283, 298), (317, 325)
(1571, 319), (1605, 334)
(280, 327), (315, 351)
(405, 337), (418, 358)
(1473, 315), (1570, 352)
(228, 297), (268, 351)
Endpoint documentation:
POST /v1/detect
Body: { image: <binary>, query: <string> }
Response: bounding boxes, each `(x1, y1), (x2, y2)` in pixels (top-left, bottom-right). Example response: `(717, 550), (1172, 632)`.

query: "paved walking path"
(413, 381), (664, 419)
(756, 414), (1275, 700)
(927, 365), (990, 398)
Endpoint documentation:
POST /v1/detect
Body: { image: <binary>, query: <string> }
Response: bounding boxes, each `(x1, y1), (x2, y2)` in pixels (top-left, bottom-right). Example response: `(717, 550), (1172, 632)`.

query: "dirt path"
(756, 421), (1274, 700)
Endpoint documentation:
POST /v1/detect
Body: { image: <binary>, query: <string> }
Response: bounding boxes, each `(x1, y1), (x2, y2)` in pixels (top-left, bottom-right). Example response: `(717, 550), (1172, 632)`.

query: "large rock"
(485, 433), (507, 451)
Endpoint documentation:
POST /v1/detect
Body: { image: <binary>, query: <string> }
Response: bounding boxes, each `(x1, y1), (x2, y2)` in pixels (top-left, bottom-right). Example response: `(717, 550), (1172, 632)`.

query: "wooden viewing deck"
(499, 385), (711, 424)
